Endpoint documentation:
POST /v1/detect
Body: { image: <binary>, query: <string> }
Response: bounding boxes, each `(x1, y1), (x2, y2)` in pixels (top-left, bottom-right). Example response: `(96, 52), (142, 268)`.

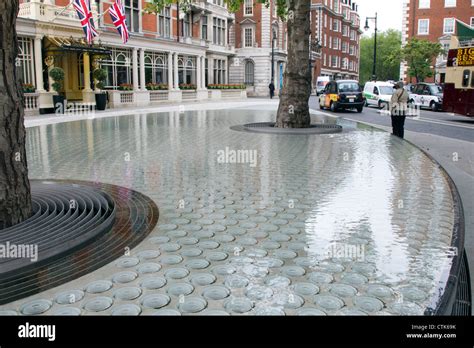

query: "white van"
(316, 76), (330, 95)
(363, 81), (395, 109)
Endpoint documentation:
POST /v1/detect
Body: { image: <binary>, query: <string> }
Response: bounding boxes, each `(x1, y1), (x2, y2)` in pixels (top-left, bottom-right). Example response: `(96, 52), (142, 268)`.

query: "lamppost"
(271, 30), (276, 83)
(364, 12), (378, 81)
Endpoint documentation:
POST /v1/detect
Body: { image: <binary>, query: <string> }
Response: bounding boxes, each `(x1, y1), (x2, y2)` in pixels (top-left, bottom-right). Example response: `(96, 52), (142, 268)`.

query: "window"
(331, 55), (338, 67)
(471, 71), (474, 88)
(183, 13), (191, 37)
(324, 14), (327, 28)
(471, 17), (474, 28)
(178, 56), (196, 85)
(213, 59), (226, 84)
(101, 49), (132, 89)
(443, 18), (455, 34)
(244, 27), (253, 47)
(201, 16), (208, 40)
(244, 0), (253, 15)
(244, 60), (254, 85)
(17, 37), (34, 86)
(124, 0), (140, 33)
(418, 19), (429, 35)
(144, 52), (168, 84)
(333, 19), (339, 31)
(213, 0), (224, 6)
(444, 0), (456, 7)
(419, 0), (430, 8)
(342, 41), (348, 53)
(343, 25), (349, 37)
(213, 18), (226, 45)
(462, 69), (470, 87)
(158, 7), (171, 38)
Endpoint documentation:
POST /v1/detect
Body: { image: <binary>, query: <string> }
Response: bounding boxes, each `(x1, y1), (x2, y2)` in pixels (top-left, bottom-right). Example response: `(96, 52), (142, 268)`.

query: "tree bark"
(0, 0), (32, 229)
(275, 0), (311, 128)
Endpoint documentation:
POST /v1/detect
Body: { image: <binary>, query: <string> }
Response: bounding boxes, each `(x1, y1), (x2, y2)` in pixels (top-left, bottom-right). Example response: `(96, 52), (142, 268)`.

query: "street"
(310, 96), (474, 308)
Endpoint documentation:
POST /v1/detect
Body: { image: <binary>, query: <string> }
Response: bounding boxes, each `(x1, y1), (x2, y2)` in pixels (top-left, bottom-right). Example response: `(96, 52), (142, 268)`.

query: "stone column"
(201, 56), (206, 89)
(174, 53), (179, 89)
(140, 48), (146, 90)
(224, 57), (228, 84)
(168, 52), (173, 90)
(34, 36), (44, 91)
(196, 55), (201, 90)
(83, 53), (92, 92)
(208, 57), (213, 85)
(132, 48), (139, 90)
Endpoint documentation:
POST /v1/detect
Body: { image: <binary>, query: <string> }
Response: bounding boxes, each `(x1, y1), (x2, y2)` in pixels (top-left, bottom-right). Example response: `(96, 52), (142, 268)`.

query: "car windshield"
(338, 82), (360, 92)
(317, 81), (328, 87)
(379, 86), (394, 95)
(430, 85), (443, 94)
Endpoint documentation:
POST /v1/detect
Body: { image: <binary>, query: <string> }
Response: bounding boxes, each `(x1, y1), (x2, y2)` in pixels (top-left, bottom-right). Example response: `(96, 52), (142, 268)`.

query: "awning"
(46, 36), (111, 55)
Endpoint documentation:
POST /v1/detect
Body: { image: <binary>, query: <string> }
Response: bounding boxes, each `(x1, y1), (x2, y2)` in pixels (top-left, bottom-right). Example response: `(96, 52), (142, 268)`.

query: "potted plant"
(22, 83), (35, 93)
(93, 68), (108, 110)
(118, 83), (133, 91)
(49, 67), (65, 113)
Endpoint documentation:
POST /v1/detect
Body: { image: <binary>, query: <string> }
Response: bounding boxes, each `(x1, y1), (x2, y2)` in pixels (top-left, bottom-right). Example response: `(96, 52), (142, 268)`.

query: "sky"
(356, 0), (403, 36)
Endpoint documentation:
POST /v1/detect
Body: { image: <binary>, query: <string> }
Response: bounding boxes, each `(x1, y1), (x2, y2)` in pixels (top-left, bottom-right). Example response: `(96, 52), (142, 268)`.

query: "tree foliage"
(401, 38), (443, 83)
(359, 29), (402, 85)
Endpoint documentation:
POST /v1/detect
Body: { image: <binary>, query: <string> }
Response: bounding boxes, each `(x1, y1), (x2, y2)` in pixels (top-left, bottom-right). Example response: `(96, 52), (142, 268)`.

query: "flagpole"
(96, 7), (110, 22)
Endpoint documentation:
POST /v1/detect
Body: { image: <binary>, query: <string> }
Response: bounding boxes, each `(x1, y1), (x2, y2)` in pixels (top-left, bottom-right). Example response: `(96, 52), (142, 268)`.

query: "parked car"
(404, 83), (416, 93)
(409, 83), (444, 111)
(363, 81), (395, 109)
(316, 76), (331, 95)
(319, 80), (365, 113)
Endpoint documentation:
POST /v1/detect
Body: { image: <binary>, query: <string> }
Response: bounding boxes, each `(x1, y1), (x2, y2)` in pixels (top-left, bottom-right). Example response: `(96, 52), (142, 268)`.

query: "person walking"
(269, 81), (275, 99)
(390, 81), (409, 139)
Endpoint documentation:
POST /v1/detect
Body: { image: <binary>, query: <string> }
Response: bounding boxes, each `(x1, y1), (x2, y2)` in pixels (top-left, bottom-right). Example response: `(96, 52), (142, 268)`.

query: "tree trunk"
(0, 0), (32, 229)
(275, 0), (311, 128)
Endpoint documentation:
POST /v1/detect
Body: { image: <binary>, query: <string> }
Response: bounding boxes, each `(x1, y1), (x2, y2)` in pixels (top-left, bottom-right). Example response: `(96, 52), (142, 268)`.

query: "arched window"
(244, 60), (254, 86)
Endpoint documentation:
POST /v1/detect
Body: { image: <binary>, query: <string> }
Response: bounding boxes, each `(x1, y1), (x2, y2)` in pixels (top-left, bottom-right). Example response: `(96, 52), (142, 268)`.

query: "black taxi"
(319, 80), (365, 113)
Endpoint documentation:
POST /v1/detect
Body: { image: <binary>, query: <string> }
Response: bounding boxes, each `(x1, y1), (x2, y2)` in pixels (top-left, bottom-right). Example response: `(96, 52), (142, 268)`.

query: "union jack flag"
(73, 0), (98, 44)
(109, 0), (129, 44)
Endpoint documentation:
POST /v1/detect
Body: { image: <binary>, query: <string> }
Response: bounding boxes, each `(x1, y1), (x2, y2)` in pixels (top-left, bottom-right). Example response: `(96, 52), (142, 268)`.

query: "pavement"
(0, 98), (462, 315)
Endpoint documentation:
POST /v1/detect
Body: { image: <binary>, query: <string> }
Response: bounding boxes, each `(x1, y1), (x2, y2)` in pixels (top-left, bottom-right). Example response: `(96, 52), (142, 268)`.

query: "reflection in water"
(23, 109), (456, 315)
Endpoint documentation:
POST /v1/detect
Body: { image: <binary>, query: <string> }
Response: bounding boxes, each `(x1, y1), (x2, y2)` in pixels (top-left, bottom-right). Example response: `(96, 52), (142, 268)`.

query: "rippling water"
(11, 109), (456, 315)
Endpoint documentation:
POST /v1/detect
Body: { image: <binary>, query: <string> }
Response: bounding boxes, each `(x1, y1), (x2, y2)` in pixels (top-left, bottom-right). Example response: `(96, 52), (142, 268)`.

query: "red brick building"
(229, 0), (288, 96)
(401, 0), (474, 83)
(311, 0), (362, 86)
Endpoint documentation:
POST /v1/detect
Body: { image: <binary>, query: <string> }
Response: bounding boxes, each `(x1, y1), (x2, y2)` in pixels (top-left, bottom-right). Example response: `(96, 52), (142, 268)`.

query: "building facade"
(400, 0), (474, 83)
(229, 0), (288, 97)
(311, 0), (362, 85)
(16, 0), (244, 114)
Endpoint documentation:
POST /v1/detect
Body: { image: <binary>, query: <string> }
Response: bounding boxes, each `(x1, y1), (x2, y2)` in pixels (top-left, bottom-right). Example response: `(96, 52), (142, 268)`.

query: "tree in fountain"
(145, 0), (312, 128)
(0, 0), (32, 228)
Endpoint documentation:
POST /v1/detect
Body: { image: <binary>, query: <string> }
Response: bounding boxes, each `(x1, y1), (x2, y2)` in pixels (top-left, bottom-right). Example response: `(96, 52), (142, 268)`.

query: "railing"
(119, 92), (134, 104)
(23, 93), (39, 113)
(181, 90), (197, 100)
(149, 91), (169, 102)
(18, 3), (32, 17)
(18, 2), (90, 26)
